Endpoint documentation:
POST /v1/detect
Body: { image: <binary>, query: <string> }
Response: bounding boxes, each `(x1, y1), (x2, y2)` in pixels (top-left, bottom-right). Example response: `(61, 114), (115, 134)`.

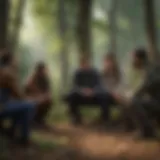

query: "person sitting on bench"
(65, 56), (115, 126)
(25, 62), (52, 127)
(0, 50), (42, 146)
(102, 53), (135, 130)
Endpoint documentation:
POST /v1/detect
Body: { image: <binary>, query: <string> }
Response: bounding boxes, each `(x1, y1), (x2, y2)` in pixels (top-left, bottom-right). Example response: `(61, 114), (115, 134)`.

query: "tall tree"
(0, 0), (10, 50)
(108, 0), (118, 54)
(10, 0), (26, 53)
(58, 0), (69, 89)
(77, 0), (92, 58)
(144, 0), (158, 63)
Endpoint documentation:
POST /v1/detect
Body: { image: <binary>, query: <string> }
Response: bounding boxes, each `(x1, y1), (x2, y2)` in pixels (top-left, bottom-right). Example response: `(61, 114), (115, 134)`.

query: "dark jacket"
(72, 68), (105, 93)
(134, 63), (160, 100)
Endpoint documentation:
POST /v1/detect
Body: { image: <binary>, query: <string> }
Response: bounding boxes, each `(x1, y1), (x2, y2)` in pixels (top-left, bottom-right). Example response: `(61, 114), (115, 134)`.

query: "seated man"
(116, 48), (160, 138)
(130, 48), (160, 138)
(65, 56), (114, 126)
(25, 62), (52, 126)
(0, 50), (40, 146)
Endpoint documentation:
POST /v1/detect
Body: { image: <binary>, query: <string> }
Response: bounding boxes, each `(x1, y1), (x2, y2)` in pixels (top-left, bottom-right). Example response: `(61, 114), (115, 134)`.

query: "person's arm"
(26, 75), (40, 94)
(5, 71), (25, 99)
(93, 70), (105, 93)
(72, 70), (81, 92)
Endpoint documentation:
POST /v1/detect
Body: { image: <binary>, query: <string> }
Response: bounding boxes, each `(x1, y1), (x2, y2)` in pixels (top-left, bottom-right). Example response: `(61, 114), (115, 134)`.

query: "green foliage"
(17, 44), (34, 84)
(32, 132), (69, 151)
(92, 19), (108, 32)
(30, 0), (57, 37)
(32, 134), (58, 151)
(8, 0), (19, 39)
(13, 0), (160, 103)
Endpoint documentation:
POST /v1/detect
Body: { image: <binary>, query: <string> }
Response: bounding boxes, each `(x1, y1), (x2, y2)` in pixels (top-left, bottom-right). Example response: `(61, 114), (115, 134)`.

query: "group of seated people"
(65, 48), (160, 139)
(0, 47), (160, 147)
(0, 49), (52, 146)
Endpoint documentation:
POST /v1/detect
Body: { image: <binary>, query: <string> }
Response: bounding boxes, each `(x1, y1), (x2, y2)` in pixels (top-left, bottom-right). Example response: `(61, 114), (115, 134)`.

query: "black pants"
(66, 92), (114, 124)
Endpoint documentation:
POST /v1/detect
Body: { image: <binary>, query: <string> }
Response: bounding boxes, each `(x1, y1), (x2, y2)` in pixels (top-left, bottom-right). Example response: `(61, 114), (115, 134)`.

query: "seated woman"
(25, 62), (52, 127)
(102, 53), (134, 130)
(102, 54), (122, 93)
(0, 50), (40, 146)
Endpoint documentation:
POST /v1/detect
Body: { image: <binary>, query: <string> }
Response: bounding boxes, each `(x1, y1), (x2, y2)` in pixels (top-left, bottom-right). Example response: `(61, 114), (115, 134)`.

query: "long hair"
(0, 50), (13, 67)
(34, 62), (50, 92)
(103, 53), (121, 82)
(134, 48), (148, 63)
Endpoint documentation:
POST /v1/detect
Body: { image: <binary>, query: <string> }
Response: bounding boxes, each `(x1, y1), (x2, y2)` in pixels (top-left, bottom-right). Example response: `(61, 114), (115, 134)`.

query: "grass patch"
(32, 132), (70, 151)
(32, 132), (59, 151)
(48, 103), (69, 124)
(48, 101), (121, 125)
(111, 107), (121, 120)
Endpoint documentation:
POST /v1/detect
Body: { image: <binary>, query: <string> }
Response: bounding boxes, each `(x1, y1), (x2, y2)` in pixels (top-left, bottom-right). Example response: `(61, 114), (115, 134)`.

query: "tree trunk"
(77, 0), (92, 58)
(0, 0), (10, 50)
(10, 0), (26, 54)
(144, 0), (158, 63)
(58, 0), (69, 89)
(108, 0), (118, 54)
(129, 1), (137, 46)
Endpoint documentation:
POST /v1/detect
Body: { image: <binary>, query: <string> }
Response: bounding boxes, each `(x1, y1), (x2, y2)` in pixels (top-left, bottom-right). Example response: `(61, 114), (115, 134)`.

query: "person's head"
(79, 56), (90, 69)
(0, 49), (14, 67)
(132, 48), (148, 69)
(35, 62), (47, 76)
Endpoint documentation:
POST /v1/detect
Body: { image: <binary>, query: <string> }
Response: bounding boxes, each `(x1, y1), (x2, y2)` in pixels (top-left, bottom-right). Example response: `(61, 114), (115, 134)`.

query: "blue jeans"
(0, 100), (36, 142)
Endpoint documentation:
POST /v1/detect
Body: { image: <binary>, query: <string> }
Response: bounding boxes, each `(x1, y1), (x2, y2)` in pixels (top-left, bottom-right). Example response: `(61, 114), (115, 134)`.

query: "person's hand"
(48, 93), (52, 100)
(112, 92), (131, 106)
(81, 88), (94, 97)
(42, 92), (51, 99)
(86, 89), (94, 97)
(35, 95), (47, 104)
(112, 92), (125, 104)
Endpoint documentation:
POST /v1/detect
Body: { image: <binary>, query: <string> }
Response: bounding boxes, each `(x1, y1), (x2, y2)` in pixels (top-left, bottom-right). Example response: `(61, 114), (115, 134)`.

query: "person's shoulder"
(2, 67), (15, 81)
(3, 67), (12, 76)
(73, 68), (82, 77)
(74, 68), (81, 73)
(90, 67), (100, 73)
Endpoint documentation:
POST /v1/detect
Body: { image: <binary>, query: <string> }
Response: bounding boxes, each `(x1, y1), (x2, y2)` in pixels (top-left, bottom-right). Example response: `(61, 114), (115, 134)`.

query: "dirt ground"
(5, 124), (160, 160)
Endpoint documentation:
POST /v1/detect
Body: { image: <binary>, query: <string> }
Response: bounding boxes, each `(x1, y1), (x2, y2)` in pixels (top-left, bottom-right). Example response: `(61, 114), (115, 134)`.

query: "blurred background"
(3, 0), (157, 122)
(1, 0), (160, 159)
(4, 0), (159, 93)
